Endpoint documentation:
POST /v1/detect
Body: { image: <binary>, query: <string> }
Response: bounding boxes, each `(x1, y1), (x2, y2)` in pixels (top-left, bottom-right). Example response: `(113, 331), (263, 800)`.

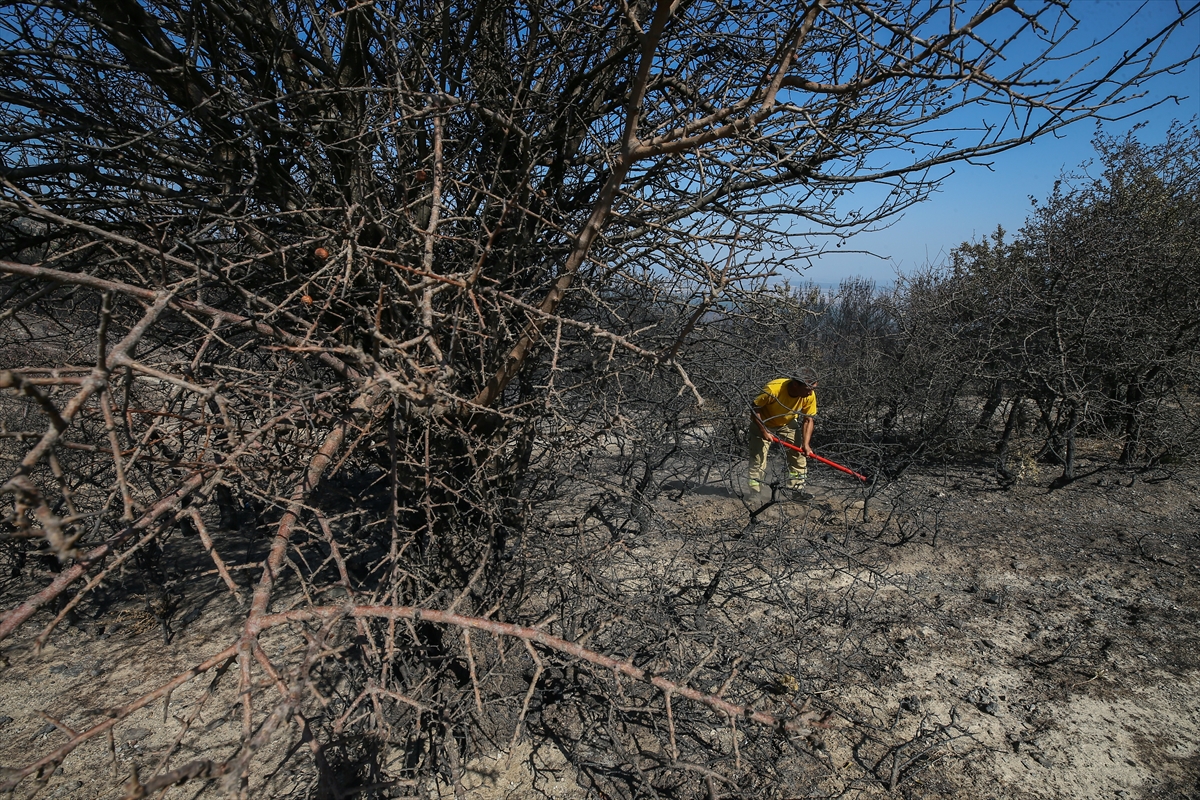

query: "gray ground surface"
(1, 458), (1197, 799)
(641, 460), (1200, 799)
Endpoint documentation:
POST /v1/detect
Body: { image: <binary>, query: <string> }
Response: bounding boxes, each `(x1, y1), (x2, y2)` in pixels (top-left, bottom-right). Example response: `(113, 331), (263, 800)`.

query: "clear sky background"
(800, 1), (1200, 288)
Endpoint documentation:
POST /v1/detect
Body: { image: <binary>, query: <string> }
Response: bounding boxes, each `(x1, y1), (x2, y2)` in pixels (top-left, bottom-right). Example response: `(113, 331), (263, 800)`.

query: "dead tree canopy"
(0, 1), (1196, 797)
(928, 126), (1200, 479)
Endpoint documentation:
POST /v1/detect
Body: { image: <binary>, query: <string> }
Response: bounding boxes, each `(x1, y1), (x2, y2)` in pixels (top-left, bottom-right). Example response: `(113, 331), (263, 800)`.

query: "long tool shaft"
(752, 414), (868, 483)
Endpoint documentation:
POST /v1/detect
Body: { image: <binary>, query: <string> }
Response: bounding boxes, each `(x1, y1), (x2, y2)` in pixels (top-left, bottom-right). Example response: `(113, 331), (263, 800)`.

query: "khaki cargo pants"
(748, 414), (807, 489)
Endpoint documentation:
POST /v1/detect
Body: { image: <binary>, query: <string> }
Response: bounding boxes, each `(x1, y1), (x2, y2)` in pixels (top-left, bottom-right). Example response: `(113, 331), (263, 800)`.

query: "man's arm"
(800, 416), (814, 456)
(752, 391), (776, 426)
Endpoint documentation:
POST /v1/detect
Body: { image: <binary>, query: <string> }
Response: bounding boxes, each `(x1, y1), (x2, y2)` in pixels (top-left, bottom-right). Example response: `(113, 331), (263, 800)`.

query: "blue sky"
(800, 1), (1200, 288)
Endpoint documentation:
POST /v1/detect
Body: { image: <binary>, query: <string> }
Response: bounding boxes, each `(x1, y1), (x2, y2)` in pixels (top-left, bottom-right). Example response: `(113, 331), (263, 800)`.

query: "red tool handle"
(752, 413), (868, 483)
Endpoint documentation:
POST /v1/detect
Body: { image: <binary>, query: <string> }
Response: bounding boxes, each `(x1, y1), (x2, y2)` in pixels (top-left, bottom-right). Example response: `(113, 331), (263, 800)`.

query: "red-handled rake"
(752, 413), (869, 483)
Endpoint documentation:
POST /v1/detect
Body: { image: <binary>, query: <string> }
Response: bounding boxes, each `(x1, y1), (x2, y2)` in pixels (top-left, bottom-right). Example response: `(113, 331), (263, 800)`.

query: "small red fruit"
(314, 247), (329, 259)
(301, 294), (314, 305)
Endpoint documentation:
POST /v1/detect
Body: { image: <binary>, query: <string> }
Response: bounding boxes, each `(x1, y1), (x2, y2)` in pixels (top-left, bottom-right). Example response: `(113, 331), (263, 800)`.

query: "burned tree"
(912, 126), (1200, 482)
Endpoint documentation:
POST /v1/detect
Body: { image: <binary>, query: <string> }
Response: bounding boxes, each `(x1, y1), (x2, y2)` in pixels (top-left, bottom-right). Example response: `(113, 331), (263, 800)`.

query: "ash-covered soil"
(0, 459), (1197, 800)
(635, 460), (1200, 800)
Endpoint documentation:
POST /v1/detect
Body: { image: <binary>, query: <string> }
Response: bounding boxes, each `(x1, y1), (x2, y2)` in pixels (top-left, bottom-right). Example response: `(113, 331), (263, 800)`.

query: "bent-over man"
(748, 375), (817, 498)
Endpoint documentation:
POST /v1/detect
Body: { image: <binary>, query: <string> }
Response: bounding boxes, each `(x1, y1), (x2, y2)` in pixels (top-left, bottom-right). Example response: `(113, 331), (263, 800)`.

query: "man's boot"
(788, 472), (813, 501)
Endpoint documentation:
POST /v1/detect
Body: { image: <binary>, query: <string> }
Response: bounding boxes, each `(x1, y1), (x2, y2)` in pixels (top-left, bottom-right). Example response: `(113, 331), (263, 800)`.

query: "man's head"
(784, 377), (816, 398)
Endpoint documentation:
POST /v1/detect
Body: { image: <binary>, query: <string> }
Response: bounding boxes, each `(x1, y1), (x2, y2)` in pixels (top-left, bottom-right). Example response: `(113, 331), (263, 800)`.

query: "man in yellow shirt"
(749, 375), (817, 498)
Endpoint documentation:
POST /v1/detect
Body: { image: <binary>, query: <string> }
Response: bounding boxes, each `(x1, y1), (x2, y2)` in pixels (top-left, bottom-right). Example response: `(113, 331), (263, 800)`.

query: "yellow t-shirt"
(754, 378), (817, 428)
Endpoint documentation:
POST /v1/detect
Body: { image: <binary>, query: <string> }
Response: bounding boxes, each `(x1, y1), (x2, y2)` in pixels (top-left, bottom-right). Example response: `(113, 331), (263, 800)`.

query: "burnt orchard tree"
(0, 0), (1197, 795)
(934, 126), (1200, 481)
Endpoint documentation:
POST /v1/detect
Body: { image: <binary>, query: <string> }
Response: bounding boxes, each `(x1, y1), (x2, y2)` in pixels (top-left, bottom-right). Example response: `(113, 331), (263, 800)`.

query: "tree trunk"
(1120, 377), (1148, 464)
(1062, 402), (1079, 481)
(975, 380), (1005, 431)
